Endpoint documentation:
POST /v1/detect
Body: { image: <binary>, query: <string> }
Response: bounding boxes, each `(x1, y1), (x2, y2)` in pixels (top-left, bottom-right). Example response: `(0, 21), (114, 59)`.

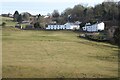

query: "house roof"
(64, 22), (80, 25)
(85, 22), (104, 26)
(85, 23), (91, 26)
(75, 21), (82, 24)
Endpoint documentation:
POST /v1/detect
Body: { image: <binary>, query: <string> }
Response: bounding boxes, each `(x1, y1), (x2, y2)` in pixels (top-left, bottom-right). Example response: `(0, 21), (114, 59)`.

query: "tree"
(113, 27), (120, 47)
(63, 8), (72, 16)
(93, 4), (103, 20)
(38, 14), (41, 18)
(93, 1), (119, 21)
(52, 10), (60, 18)
(71, 4), (85, 21)
(22, 12), (30, 21)
(83, 8), (87, 17)
(17, 14), (22, 23)
(37, 14), (41, 21)
(61, 8), (73, 23)
(2, 22), (6, 27)
(113, 2), (120, 47)
(47, 13), (51, 17)
(34, 22), (41, 28)
(13, 11), (19, 22)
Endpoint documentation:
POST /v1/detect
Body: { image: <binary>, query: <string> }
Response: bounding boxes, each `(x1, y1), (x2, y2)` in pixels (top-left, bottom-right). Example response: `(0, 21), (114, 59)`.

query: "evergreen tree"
(17, 14), (22, 23)
(13, 11), (19, 22)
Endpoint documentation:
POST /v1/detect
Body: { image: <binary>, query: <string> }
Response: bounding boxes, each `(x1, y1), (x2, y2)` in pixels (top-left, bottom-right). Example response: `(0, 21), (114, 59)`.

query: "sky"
(0, 0), (120, 15)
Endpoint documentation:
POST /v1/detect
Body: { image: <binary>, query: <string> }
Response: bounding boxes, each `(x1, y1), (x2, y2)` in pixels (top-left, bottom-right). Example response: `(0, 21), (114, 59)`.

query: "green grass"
(0, 16), (17, 26)
(0, 16), (29, 28)
(2, 17), (119, 78)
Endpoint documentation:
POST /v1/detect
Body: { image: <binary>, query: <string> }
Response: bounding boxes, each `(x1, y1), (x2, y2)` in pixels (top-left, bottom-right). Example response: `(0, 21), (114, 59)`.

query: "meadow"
(2, 17), (119, 78)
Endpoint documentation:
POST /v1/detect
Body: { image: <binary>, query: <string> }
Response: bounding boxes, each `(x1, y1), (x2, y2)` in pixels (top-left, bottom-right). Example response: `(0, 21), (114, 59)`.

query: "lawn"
(2, 26), (119, 78)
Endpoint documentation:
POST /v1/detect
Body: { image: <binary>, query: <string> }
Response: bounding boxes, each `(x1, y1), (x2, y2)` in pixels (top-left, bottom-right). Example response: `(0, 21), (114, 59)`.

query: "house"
(82, 22), (105, 32)
(46, 22), (80, 30)
(64, 23), (80, 30)
(46, 25), (64, 30)
(44, 15), (51, 18)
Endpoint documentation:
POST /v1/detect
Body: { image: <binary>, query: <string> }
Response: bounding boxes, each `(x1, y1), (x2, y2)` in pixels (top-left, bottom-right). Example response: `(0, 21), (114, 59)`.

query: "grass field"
(2, 17), (119, 78)
(0, 16), (16, 26)
(2, 27), (119, 78)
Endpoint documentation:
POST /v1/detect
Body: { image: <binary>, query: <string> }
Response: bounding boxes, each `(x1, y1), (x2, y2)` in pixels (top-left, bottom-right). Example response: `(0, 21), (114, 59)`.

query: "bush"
(113, 27), (120, 47)
(2, 22), (6, 26)
(34, 22), (41, 28)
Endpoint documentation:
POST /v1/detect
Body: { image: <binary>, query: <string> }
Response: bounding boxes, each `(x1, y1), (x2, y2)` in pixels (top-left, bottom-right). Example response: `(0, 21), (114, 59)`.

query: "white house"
(64, 23), (80, 29)
(46, 22), (80, 30)
(46, 25), (64, 30)
(82, 22), (105, 32)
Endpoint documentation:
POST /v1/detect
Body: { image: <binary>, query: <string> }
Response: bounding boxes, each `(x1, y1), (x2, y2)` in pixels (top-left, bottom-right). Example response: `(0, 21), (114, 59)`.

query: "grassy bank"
(2, 26), (119, 78)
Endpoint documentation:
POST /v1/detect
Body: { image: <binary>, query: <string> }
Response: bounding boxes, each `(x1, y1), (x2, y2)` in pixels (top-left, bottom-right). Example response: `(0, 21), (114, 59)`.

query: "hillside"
(0, 16), (16, 26)
(2, 25), (119, 78)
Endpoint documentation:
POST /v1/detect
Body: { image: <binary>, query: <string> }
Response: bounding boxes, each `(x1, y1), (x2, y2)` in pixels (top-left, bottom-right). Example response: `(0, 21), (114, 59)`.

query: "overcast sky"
(1, 0), (120, 15)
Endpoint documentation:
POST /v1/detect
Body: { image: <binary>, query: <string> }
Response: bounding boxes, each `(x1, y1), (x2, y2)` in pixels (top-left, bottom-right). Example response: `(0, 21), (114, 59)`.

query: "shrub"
(2, 22), (6, 26)
(34, 22), (41, 28)
(113, 27), (120, 47)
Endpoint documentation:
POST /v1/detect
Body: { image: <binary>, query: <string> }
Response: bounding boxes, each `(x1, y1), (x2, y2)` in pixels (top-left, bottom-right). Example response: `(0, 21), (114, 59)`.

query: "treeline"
(12, 1), (120, 26)
(51, 1), (119, 24)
